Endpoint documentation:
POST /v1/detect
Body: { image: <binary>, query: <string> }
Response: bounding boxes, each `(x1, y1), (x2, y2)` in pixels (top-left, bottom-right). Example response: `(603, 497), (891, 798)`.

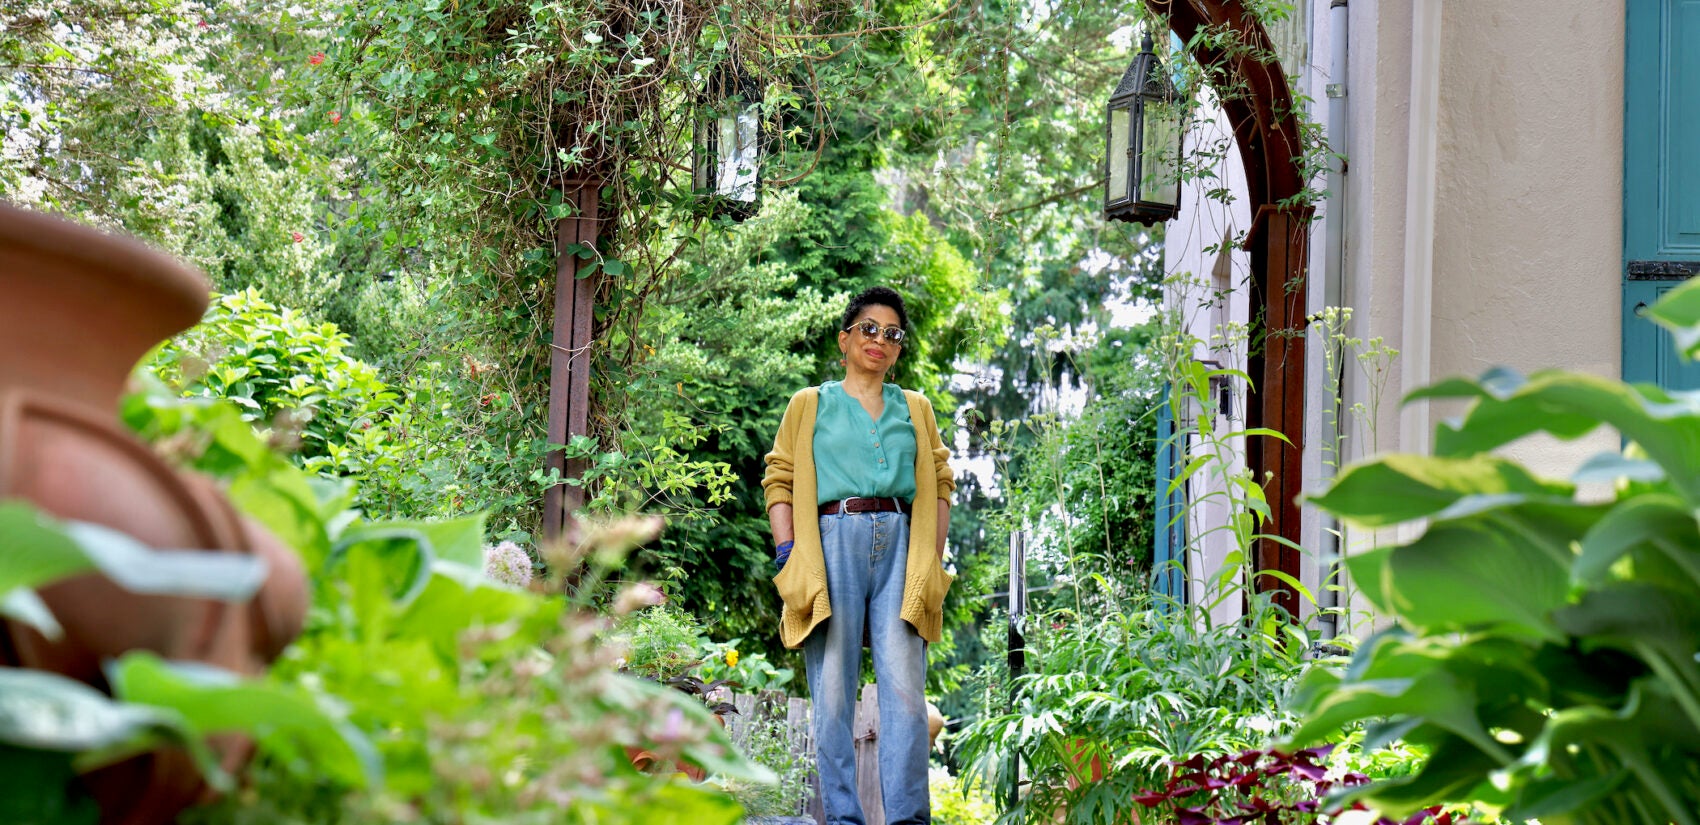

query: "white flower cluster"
(481, 540), (533, 588)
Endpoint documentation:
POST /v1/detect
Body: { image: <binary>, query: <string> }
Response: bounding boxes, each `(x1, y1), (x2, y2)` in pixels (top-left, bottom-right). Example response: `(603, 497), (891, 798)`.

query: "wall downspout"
(1400, 0), (1443, 465)
(1318, 0), (1349, 639)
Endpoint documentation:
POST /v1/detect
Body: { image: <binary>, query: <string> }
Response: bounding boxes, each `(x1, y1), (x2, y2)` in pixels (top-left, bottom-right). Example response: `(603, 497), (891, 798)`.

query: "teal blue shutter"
(1623, 0), (1700, 388)
(1153, 384), (1186, 610)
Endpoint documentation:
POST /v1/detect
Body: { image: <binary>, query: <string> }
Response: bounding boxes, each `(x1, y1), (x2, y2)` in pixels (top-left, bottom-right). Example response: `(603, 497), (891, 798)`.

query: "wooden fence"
(714, 684), (892, 823)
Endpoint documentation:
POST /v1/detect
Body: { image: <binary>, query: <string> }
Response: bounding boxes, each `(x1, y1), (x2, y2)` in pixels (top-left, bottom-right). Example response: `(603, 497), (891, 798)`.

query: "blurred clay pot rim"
(0, 201), (210, 408)
(1, 201), (207, 320)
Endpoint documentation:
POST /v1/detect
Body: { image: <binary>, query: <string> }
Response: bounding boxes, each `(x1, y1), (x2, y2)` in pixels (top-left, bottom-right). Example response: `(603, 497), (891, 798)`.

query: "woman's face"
(838, 303), (903, 376)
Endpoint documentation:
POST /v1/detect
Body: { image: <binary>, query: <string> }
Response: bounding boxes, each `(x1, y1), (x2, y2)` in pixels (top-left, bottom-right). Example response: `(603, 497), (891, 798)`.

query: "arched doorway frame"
(1149, 0), (1312, 617)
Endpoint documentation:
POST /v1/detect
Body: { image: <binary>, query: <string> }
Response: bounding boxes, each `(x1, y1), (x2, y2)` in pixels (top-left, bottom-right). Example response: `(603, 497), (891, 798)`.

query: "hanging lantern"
(1104, 31), (1184, 225)
(693, 59), (763, 221)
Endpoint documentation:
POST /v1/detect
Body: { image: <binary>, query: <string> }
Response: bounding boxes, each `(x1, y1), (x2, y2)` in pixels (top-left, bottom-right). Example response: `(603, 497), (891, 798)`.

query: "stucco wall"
(1342, 0), (1624, 479)
(1426, 2), (1624, 478)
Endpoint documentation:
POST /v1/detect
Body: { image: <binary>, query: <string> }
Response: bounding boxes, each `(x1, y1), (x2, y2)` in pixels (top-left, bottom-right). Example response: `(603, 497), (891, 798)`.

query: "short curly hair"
(839, 286), (910, 336)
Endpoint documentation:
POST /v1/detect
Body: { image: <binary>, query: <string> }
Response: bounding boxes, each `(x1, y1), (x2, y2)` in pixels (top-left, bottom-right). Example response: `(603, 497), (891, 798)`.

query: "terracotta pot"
(622, 713), (726, 782)
(0, 203), (309, 824)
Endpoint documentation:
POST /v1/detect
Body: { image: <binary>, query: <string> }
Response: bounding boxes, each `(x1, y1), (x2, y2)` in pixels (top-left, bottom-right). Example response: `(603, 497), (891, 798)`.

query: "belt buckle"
(840, 496), (866, 514)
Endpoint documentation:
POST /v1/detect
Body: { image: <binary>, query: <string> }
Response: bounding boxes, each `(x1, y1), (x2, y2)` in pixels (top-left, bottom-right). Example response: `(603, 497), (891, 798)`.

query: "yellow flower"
(724, 650), (739, 668)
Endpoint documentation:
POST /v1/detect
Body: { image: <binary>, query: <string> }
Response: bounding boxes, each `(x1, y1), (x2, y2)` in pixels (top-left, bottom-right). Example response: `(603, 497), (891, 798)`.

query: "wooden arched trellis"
(1149, 0), (1311, 618)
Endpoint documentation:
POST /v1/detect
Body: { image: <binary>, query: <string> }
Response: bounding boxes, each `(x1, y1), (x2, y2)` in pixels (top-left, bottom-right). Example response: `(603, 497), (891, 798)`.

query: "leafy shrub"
(1289, 279), (1700, 821)
(931, 767), (999, 825)
(616, 604), (710, 683)
(147, 288), (471, 521)
(695, 638), (796, 693)
(0, 502), (368, 825)
(954, 592), (1310, 825)
(115, 386), (770, 823)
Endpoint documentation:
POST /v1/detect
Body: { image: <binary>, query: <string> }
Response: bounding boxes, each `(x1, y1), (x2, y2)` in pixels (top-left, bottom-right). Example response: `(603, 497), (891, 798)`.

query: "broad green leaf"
(1380, 522), (1568, 641)
(59, 520), (268, 600)
(1574, 495), (1700, 585)
(393, 562), (554, 664)
(1504, 771), (1627, 821)
(1646, 275), (1700, 360)
(1308, 453), (1571, 528)
(1407, 365), (1529, 403)
(0, 504), (100, 596)
(1342, 732), (1509, 816)
(575, 778), (746, 825)
(1290, 635), (1522, 766)
(0, 589), (61, 640)
(1341, 545), (1395, 616)
(1554, 583), (1700, 675)
(229, 470), (331, 568)
(338, 514), (486, 568)
(1513, 680), (1700, 823)
(1572, 451), (1666, 484)
(0, 666), (217, 782)
(1430, 371), (1700, 503)
(109, 653), (379, 789)
(0, 745), (99, 825)
(0, 502), (267, 602)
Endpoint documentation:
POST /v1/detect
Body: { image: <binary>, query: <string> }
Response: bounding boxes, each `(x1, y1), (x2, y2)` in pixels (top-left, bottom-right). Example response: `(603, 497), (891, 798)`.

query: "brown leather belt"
(820, 497), (912, 516)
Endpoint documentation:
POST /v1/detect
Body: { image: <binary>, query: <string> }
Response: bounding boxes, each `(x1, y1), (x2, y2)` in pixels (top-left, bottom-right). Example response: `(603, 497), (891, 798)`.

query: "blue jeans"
(806, 510), (930, 825)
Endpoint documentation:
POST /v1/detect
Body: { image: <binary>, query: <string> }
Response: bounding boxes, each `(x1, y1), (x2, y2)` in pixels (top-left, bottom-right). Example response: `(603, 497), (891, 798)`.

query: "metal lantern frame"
(1104, 31), (1184, 225)
(693, 59), (764, 222)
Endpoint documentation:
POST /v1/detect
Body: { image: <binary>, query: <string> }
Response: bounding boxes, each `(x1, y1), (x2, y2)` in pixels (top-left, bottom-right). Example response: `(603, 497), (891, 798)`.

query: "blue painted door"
(1624, 0), (1700, 387)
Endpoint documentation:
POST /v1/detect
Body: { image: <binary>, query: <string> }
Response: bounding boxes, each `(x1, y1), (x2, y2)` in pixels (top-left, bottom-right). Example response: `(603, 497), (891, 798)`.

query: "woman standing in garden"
(762, 286), (955, 825)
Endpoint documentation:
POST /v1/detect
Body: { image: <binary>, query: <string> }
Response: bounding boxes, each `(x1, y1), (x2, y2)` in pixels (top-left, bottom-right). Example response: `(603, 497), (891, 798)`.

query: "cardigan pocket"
(771, 549), (824, 615)
(919, 558), (954, 614)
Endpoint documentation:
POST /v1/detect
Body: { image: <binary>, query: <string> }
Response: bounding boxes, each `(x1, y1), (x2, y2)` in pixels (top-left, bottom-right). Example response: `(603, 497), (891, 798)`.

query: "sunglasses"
(845, 320), (906, 345)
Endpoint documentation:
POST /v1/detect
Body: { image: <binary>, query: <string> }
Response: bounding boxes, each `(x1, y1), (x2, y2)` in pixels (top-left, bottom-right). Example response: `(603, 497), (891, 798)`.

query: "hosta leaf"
(1646, 275), (1700, 360)
(0, 588), (60, 640)
(1574, 495), (1700, 586)
(1427, 371), (1700, 503)
(1554, 582), (1700, 669)
(338, 514), (486, 568)
(1309, 454), (1570, 528)
(0, 745), (100, 825)
(1340, 732), (1508, 816)
(1380, 522), (1569, 641)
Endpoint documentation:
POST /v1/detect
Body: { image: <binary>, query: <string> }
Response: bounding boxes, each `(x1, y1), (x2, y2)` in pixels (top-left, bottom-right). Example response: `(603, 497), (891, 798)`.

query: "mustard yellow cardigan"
(762, 386), (956, 650)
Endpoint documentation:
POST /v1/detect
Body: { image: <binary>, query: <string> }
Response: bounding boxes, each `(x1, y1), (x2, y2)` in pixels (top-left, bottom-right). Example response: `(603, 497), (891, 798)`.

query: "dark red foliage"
(1130, 746), (1461, 825)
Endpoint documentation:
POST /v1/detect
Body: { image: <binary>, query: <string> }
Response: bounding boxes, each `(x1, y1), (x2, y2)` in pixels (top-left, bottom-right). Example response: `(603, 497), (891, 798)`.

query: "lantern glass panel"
(1140, 98), (1182, 208)
(1106, 103), (1132, 207)
(727, 104), (759, 203)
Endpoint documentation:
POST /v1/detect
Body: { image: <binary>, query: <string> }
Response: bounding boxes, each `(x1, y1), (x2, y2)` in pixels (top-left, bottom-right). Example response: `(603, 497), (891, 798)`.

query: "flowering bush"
(695, 638), (795, 693)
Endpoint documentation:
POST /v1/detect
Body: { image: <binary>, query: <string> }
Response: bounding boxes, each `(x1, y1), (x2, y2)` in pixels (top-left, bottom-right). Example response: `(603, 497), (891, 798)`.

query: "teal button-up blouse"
(812, 381), (918, 505)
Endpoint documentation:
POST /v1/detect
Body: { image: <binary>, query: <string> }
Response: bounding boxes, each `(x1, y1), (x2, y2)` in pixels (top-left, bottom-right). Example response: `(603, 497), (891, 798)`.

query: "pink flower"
(614, 582), (667, 614)
(291, 232), (304, 243)
(197, 20), (210, 29)
(308, 52), (326, 66)
(327, 110), (341, 124)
